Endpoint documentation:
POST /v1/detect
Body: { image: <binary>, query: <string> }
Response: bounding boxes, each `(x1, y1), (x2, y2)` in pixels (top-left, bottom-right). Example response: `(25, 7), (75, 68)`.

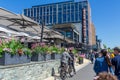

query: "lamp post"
(40, 20), (44, 43)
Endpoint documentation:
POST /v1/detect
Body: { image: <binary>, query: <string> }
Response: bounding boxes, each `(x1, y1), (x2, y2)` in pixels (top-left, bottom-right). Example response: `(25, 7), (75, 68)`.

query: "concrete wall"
(0, 60), (60, 80)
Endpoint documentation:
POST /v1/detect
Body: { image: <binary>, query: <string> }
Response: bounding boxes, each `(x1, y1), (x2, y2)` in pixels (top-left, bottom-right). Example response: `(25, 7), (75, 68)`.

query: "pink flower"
(39, 42), (45, 46)
(31, 43), (39, 49)
(68, 47), (74, 50)
(3, 48), (12, 52)
(20, 38), (25, 42)
(79, 54), (85, 58)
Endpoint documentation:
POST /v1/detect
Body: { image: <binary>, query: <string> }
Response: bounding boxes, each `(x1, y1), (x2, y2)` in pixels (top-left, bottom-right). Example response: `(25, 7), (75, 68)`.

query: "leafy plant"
(0, 38), (32, 57)
(72, 49), (78, 54)
(22, 48), (32, 57)
(32, 45), (48, 54)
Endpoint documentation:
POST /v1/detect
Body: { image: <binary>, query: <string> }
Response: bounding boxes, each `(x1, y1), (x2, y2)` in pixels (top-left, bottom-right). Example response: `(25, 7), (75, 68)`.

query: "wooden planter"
(31, 53), (45, 61)
(0, 53), (31, 65)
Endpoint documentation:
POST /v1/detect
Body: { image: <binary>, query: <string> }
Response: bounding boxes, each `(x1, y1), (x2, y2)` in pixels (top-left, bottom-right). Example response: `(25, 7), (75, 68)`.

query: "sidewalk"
(44, 59), (91, 80)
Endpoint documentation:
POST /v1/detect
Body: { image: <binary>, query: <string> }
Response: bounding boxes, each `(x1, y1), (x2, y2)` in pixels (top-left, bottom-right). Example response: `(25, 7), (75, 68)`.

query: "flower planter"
(78, 58), (84, 64)
(51, 53), (61, 60)
(31, 53), (44, 61)
(44, 54), (51, 61)
(0, 53), (31, 65)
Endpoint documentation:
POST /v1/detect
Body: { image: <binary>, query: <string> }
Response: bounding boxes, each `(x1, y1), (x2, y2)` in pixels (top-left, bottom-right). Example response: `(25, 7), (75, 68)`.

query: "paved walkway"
(44, 59), (91, 80)
(67, 64), (95, 80)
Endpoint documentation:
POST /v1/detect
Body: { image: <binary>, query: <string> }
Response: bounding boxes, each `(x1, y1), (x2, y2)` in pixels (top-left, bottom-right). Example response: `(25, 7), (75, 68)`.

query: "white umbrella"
(0, 27), (19, 35)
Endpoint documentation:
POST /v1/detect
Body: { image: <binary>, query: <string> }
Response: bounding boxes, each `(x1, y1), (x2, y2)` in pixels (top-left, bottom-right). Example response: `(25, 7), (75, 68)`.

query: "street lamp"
(40, 20), (44, 43)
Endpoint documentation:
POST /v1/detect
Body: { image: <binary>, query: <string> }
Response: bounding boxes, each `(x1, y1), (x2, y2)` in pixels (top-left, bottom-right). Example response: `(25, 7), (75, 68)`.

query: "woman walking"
(93, 49), (114, 75)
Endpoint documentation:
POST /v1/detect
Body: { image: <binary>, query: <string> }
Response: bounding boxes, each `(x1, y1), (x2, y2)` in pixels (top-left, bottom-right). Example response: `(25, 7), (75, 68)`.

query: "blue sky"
(0, 0), (120, 48)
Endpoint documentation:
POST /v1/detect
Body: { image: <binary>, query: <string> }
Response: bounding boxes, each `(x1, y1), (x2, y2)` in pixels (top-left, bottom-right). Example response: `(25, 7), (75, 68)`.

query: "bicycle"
(59, 63), (68, 80)
(68, 62), (75, 77)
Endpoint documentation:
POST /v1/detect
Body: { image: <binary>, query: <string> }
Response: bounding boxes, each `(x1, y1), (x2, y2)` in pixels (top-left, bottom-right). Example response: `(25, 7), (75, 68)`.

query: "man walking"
(60, 48), (73, 70)
(68, 49), (76, 75)
(111, 47), (120, 80)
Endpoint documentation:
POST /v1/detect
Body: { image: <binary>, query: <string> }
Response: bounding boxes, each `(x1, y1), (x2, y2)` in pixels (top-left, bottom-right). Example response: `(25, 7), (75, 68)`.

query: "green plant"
(72, 49), (78, 54)
(22, 48), (32, 57)
(0, 38), (32, 57)
(33, 46), (48, 54)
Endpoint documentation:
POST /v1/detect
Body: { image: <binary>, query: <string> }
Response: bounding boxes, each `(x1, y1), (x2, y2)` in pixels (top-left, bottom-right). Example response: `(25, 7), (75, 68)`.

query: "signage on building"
(82, 8), (87, 44)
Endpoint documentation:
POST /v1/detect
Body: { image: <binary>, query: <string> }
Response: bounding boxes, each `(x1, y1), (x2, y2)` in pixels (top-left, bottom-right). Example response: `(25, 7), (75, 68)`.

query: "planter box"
(0, 53), (31, 65)
(78, 58), (84, 64)
(44, 54), (51, 61)
(31, 53), (44, 61)
(51, 53), (61, 60)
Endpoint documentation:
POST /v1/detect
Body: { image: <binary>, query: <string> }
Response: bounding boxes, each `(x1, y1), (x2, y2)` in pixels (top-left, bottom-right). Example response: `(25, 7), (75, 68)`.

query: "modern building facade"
(24, 0), (91, 44)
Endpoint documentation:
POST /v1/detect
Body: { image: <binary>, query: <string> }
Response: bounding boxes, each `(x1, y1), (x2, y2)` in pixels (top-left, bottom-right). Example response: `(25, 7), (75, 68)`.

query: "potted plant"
(49, 46), (62, 59)
(0, 38), (31, 65)
(31, 43), (50, 61)
(78, 54), (85, 64)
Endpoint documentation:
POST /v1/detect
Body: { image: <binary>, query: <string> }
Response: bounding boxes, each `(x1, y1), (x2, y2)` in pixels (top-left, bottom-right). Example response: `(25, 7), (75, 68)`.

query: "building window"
(67, 14), (70, 22)
(79, 3), (82, 11)
(31, 9), (33, 17)
(34, 8), (36, 17)
(47, 16), (49, 24)
(71, 13), (74, 22)
(40, 7), (42, 15)
(75, 3), (78, 11)
(50, 15), (52, 24)
(63, 4), (66, 12)
(66, 32), (72, 38)
(82, 2), (87, 9)
(28, 9), (30, 17)
(53, 12), (56, 16)
(67, 4), (70, 9)
(53, 15), (56, 23)
(24, 9), (27, 16)
(71, 3), (74, 12)
(37, 7), (39, 16)
(53, 5), (56, 12)
(75, 13), (78, 22)
(58, 12), (62, 24)
(63, 14), (66, 23)
(79, 12), (82, 21)
(58, 4), (62, 12)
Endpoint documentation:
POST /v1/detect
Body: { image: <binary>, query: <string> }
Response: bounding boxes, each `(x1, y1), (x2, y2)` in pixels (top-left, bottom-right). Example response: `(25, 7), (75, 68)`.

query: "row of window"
(29, 2), (87, 12)
(24, 8), (87, 17)
(31, 13), (83, 24)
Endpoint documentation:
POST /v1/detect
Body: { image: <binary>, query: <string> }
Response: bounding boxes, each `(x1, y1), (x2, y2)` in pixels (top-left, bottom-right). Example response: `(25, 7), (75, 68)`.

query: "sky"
(0, 0), (120, 48)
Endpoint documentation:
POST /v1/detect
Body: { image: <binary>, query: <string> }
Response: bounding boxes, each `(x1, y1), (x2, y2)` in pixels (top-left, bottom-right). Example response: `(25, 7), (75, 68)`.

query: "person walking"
(111, 47), (120, 80)
(60, 48), (73, 71)
(93, 49), (114, 75)
(68, 49), (76, 76)
(90, 52), (95, 64)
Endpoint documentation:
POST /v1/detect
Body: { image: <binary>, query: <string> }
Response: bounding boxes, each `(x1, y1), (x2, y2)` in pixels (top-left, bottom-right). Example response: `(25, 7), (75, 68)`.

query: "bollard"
(51, 68), (55, 76)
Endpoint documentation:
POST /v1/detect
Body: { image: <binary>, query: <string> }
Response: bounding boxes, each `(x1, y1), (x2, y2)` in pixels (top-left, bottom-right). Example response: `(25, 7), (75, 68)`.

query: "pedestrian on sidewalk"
(90, 52), (95, 64)
(68, 48), (76, 76)
(93, 49), (114, 75)
(60, 48), (73, 71)
(111, 47), (120, 80)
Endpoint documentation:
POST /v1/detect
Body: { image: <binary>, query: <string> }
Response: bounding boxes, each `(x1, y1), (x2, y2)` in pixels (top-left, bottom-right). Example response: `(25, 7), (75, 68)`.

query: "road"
(67, 64), (95, 80)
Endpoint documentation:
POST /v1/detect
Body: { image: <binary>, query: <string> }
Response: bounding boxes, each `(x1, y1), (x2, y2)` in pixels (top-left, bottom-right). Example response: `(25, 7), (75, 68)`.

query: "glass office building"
(24, 0), (91, 44)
